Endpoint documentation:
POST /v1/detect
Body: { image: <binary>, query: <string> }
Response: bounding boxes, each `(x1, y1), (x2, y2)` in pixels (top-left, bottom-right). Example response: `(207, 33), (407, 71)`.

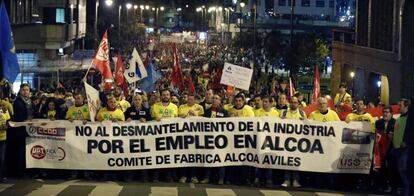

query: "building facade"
(331, 0), (414, 104)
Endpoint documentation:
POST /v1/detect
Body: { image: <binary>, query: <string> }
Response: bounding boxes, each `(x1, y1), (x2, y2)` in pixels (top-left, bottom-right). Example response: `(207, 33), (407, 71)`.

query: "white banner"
(220, 63), (253, 91)
(11, 117), (374, 174)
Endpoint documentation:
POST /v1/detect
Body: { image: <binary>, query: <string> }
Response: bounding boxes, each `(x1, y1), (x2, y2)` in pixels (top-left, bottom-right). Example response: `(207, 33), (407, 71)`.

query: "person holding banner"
(178, 93), (204, 183)
(9, 84), (33, 178)
(294, 92), (307, 108)
(96, 96), (125, 122)
(66, 93), (90, 123)
(253, 95), (279, 187)
(227, 93), (255, 185)
(113, 88), (131, 113)
(125, 94), (152, 123)
(0, 101), (10, 182)
(200, 89), (214, 111)
(201, 94), (229, 185)
(150, 88), (178, 182)
(280, 96), (306, 188)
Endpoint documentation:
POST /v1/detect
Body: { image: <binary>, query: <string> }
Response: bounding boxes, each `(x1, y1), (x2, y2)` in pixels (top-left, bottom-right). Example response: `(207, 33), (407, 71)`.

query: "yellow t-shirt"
(255, 108), (279, 117)
(334, 93), (352, 105)
(117, 99), (131, 112)
(300, 101), (307, 108)
(282, 108), (307, 120)
(309, 109), (340, 122)
(0, 110), (11, 141)
(224, 104), (233, 112)
(0, 100), (13, 116)
(229, 105), (255, 117)
(253, 108), (262, 116)
(96, 108), (125, 121)
(346, 112), (375, 132)
(178, 104), (205, 117)
(47, 110), (56, 119)
(66, 105), (90, 120)
(151, 102), (178, 118)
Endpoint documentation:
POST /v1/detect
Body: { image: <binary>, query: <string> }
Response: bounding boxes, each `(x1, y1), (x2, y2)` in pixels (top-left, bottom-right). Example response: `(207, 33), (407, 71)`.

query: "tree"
(285, 33), (329, 80)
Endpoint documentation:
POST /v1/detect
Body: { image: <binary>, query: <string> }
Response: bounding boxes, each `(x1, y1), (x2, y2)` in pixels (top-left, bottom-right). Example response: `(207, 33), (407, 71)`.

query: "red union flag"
(171, 44), (185, 90)
(115, 54), (125, 86)
(312, 64), (320, 102)
(93, 31), (113, 81)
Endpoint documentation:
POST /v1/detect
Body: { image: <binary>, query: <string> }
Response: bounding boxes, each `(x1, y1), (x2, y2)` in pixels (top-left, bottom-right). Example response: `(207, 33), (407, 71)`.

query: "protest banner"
(220, 63), (253, 91)
(11, 117), (374, 174)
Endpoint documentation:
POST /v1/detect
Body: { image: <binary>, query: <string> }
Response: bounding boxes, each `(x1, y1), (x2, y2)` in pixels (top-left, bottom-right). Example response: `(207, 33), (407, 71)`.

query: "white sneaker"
(281, 180), (291, 187)
(179, 177), (187, 183)
(191, 177), (199, 184)
(200, 178), (209, 184)
(292, 180), (301, 188)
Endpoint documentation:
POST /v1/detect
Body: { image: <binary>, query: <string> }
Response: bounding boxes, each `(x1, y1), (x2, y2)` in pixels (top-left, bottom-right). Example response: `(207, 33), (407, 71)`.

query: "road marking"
(315, 192), (345, 196)
(0, 183), (14, 192)
(149, 187), (178, 196)
(26, 184), (69, 196)
(206, 188), (237, 196)
(88, 184), (123, 196)
(260, 190), (292, 196)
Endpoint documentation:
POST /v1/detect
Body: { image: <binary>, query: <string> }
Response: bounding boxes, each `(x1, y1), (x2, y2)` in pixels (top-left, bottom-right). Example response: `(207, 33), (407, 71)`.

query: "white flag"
(84, 81), (100, 122)
(124, 48), (147, 83)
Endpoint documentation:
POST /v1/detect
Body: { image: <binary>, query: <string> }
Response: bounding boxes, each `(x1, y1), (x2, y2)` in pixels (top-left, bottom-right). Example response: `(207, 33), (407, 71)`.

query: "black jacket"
(375, 118), (396, 135)
(204, 106), (229, 118)
(124, 105), (152, 121)
(12, 96), (33, 122)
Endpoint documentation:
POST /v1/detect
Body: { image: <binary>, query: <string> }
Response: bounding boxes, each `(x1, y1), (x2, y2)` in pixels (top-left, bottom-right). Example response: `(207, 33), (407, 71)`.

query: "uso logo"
(31, 145), (46, 159)
(29, 126), (65, 137)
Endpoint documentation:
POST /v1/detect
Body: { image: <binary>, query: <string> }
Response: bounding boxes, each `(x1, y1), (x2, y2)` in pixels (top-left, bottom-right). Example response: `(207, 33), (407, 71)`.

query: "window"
(56, 8), (65, 23)
(288, 0), (296, 6)
(316, 0), (325, 7)
(301, 0), (310, 7)
(278, 0), (286, 6)
(329, 0), (334, 8)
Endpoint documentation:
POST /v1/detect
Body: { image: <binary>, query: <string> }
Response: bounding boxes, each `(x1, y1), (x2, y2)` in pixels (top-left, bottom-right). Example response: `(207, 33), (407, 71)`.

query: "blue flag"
(0, 2), (20, 82)
(140, 62), (161, 92)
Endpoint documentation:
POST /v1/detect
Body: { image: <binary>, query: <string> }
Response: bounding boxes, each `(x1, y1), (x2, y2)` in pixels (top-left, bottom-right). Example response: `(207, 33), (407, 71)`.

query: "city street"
(0, 179), (387, 196)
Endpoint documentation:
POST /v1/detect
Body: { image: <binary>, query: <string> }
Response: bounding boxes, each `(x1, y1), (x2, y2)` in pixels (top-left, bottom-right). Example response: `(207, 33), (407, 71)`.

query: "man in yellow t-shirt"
(253, 94), (263, 115)
(96, 96), (125, 122)
(309, 97), (340, 122)
(113, 89), (130, 112)
(150, 88), (178, 182)
(255, 96), (279, 117)
(228, 93), (255, 117)
(66, 93), (90, 122)
(178, 94), (204, 117)
(345, 98), (375, 132)
(151, 89), (178, 120)
(281, 96), (306, 120)
(334, 83), (352, 106)
(0, 102), (10, 181)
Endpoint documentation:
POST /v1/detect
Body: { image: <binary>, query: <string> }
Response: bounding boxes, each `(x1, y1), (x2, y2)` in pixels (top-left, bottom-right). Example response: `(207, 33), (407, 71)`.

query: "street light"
(126, 3), (132, 10)
(105, 0), (113, 6)
(350, 71), (355, 96)
(350, 71), (355, 78)
(152, 7), (155, 11)
(134, 5), (138, 10)
(145, 5), (150, 10)
(160, 6), (165, 11)
(140, 5), (144, 9)
(240, 2), (245, 8)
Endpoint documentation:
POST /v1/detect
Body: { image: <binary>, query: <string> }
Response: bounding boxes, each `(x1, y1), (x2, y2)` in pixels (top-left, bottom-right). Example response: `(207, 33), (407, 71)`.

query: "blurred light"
(70, 4), (74, 9)
(218, 7), (223, 11)
(134, 5), (138, 9)
(160, 6), (165, 11)
(199, 32), (207, 40)
(350, 72), (355, 78)
(152, 7), (155, 11)
(126, 3), (132, 9)
(377, 81), (382, 88)
(177, 8), (182, 11)
(186, 4), (189, 8)
(202, 5), (205, 8)
(145, 5), (150, 10)
(221, 23), (225, 27)
(240, 2), (245, 8)
(196, 7), (201, 12)
(140, 5), (144, 9)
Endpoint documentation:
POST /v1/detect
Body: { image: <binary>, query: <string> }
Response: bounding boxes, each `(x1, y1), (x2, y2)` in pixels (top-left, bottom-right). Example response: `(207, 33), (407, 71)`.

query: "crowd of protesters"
(0, 41), (413, 195)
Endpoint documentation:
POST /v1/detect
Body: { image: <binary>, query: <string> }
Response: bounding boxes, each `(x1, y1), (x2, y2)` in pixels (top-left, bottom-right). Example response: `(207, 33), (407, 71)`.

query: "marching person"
(178, 93), (204, 183)
(150, 88), (178, 182)
(66, 93), (91, 180)
(276, 94), (289, 114)
(280, 96), (306, 188)
(123, 94), (152, 182)
(253, 95), (279, 187)
(201, 94), (229, 185)
(96, 96), (125, 122)
(252, 94), (263, 115)
(393, 98), (412, 196)
(0, 101), (11, 182)
(200, 89), (214, 111)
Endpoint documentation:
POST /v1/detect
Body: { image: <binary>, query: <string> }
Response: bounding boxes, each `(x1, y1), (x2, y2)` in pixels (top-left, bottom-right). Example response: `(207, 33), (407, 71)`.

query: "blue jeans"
(395, 147), (410, 196)
(0, 141), (6, 179)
